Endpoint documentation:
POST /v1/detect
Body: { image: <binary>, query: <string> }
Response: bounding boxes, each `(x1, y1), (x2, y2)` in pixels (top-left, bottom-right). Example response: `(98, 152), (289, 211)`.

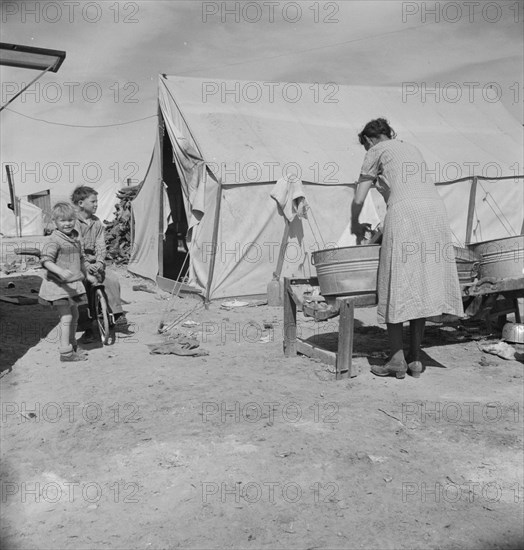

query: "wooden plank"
(464, 277), (524, 296)
(289, 277), (319, 286)
(283, 278), (297, 357)
(465, 176), (478, 245)
(289, 285), (306, 308)
(296, 339), (336, 366)
(336, 298), (354, 379)
(348, 293), (378, 308)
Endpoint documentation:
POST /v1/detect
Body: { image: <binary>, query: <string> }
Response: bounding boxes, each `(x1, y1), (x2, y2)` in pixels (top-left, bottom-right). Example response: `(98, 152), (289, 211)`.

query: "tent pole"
(204, 172), (223, 307)
(157, 104), (165, 277)
(465, 176), (478, 244)
(5, 164), (20, 237)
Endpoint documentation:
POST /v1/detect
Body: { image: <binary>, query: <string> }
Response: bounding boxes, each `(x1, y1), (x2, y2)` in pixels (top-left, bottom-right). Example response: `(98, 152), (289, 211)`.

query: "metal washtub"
(453, 246), (480, 285)
(467, 236), (524, 280)
(312, 245), (380, 299)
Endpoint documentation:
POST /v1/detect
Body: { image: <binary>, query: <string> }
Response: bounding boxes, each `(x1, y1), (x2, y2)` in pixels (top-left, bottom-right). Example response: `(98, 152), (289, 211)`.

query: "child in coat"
(71, 185), (128, 340)
(39, 202), (96, 362)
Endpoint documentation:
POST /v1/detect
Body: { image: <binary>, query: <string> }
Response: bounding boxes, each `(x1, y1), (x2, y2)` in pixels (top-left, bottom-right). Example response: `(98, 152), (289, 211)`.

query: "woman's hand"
(351, 222), (372, 244)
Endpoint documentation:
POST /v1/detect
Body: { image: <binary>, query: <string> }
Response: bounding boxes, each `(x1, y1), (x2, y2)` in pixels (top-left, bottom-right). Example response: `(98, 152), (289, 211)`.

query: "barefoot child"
(71, 186), (127, 339)
(39, 202), (96, 362)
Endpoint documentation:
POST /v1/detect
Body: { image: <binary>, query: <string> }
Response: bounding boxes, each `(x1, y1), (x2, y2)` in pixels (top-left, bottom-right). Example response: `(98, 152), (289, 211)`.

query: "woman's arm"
(350, 176), (374, 240)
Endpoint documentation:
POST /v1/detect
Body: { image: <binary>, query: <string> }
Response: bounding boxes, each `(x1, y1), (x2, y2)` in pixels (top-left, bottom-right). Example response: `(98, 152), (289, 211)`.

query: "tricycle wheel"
(94, 288), (112, 344)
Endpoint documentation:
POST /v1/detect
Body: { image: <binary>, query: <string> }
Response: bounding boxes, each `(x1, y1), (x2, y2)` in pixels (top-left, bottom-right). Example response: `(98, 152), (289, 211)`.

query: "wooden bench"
(283, 277), (377, 380)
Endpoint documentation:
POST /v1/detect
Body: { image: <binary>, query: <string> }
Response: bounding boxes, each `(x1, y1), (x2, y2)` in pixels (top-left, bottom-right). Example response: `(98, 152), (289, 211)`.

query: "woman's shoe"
(371, 360), (408, 379)
(407, 361), (425, 378)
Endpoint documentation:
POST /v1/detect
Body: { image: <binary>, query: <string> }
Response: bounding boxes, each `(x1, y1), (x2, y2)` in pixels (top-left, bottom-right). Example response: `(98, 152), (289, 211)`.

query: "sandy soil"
(1, 255), (523, 550)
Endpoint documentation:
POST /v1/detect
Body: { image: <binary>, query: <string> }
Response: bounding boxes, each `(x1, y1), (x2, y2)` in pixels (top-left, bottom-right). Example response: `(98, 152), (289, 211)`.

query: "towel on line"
(270, 175), (308, 222)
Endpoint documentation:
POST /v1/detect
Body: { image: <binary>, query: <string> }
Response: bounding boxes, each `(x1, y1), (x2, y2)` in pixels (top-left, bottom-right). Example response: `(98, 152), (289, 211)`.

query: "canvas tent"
(0, 187), (44, 236)
(130, 75), (523, 301)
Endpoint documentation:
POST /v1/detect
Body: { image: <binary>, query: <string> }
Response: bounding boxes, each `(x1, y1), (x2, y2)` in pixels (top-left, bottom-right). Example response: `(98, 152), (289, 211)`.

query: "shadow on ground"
(0, 275), (56, 375)
(304, 319), (496, 371)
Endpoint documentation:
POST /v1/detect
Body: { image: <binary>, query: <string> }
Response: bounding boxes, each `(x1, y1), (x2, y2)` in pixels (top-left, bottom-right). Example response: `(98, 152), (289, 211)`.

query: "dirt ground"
(1, 241), (523, 550)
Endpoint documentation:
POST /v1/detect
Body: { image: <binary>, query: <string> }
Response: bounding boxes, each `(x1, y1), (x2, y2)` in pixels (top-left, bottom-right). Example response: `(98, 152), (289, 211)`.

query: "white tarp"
(0, 188), (44, 237)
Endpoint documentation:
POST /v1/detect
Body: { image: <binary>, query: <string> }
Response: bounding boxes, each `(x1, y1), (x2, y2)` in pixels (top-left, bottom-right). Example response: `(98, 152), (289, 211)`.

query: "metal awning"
(0, 42), (66, 113)
(0, 42), (66, 72)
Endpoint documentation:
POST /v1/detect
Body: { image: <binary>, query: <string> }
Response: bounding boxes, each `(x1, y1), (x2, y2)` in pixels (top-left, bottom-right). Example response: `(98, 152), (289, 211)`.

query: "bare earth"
(1, 261), (523, 550)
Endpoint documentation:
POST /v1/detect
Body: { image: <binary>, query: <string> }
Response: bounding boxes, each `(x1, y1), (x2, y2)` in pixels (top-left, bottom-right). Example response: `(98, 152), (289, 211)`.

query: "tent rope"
(472, 203), (482, 242)
(478, 181), (516, 235)
(304, 204), (326, 249)
(450, 228), (463, 248)
(157, 250), (190, 333)
(159, 301), (204, 335)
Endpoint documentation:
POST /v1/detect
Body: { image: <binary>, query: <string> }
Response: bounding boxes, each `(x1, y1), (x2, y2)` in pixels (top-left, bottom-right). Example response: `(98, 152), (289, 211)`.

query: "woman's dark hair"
(358, 118), (396, 146)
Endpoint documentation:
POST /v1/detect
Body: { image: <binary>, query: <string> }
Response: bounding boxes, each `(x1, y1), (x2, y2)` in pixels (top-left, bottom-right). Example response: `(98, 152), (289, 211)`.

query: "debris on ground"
(181, 320), (199, 328)
(478, 341), (523, 361)
(1, 261), (19, 275)
(132, 284), (157, 294)
(148, 332), (208, 357)
(221, 299), (250, 309)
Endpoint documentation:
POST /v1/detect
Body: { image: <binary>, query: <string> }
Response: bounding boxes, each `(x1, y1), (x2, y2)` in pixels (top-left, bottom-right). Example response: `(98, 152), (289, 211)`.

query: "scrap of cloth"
(270, 175), (308, 222)
(148, 343), (209, 356)
(147, 333), (209, 357)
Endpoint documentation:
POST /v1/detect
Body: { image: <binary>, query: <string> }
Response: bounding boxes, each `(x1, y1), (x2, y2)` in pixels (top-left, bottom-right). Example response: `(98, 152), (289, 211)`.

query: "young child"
(39, 202), (96, 362)
(71, 186), (127, 339)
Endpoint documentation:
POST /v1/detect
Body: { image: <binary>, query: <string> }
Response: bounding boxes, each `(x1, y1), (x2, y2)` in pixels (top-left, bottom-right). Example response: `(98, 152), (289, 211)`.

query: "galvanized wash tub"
(312, 245), (380, 299)
(467, 235), (524, 280)
(454, 246), (480, 285)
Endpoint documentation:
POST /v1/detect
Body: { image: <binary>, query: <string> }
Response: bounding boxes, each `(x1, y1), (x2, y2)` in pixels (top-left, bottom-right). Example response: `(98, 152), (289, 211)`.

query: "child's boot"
(60, 345), (87, 362)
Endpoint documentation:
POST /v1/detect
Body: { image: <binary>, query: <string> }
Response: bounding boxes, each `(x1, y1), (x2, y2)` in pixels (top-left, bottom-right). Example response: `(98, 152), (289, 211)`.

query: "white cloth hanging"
(336, 193), (381, 247)
(270, 175), (308, 222)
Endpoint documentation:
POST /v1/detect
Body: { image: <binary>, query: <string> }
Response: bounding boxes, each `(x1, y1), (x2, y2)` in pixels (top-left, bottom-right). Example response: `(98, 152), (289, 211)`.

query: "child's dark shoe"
(114, 314), (133, 334)
(80, 329), (98, 343)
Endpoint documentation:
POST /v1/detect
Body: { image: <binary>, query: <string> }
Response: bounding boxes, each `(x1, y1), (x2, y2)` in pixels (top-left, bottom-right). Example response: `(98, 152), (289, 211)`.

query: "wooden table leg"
(514, 299), (522, 323)
(336, 297), (355, 379)
(283, 277), (297, 357)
